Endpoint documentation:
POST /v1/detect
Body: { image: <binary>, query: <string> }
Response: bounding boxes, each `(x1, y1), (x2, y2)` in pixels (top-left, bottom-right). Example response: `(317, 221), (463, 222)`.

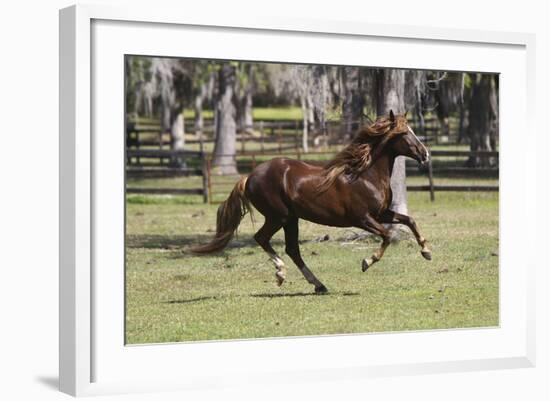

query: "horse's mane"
(317, 114), (408, 193)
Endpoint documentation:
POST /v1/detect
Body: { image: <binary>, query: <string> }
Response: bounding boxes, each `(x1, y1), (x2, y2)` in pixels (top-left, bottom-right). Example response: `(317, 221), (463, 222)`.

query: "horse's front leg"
(381, 210), (432, 260)
(360, 214), (392, 272)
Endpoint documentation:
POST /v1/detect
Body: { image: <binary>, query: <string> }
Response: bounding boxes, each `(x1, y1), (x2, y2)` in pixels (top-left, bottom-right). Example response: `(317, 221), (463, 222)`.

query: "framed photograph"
(59, 4), (536, 397)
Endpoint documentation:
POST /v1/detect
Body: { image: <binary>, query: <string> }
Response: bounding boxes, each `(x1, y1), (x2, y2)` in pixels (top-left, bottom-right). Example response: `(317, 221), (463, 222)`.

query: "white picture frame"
(59, 3), (536, 397)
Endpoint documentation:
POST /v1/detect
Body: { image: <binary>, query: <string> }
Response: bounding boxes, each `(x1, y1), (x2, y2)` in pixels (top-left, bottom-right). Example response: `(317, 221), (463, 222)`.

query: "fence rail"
(126, 115), (454, 156)
(125, 149), (209, 203)
(125, 115), (496, 203)
(407, 185), (499, 192)
(205, 149), (499, 204)
(126, 188), (205, 195)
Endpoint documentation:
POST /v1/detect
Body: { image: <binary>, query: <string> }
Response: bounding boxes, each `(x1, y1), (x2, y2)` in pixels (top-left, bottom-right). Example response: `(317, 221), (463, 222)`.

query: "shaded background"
(125, 58), (499, 209)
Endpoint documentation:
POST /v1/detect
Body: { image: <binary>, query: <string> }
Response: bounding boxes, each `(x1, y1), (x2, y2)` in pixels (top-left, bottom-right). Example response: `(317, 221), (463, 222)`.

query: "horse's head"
(384, 110), (430, 165)
(318, 112), (430, 192)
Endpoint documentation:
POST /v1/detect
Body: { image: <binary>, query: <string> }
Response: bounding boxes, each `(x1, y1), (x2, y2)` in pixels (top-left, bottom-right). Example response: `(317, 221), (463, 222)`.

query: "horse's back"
(245, 158), (316, 217)
(245, 157), (353, 225)
(248, 157), (320, 185)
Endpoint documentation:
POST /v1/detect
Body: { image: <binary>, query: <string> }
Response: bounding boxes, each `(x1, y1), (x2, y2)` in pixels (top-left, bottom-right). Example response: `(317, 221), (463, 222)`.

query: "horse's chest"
(356, 179), (392, 217)
(379, 186), (393, 213)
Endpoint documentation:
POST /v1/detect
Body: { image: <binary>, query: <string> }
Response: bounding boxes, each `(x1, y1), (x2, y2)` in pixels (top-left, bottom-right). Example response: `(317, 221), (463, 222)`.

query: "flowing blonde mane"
(317, 113), (409, 193)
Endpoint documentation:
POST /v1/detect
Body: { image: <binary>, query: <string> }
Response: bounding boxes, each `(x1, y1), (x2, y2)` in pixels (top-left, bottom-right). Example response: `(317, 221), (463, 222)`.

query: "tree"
(212, 63), (238, 175)
(341, 66), (365, 140)
(268, 64), (315, 153)
(466, 73), (498, 167)
(432, 72), (464, 140)
(235, 63), (255, 135)
(404, 70), (428, 137)
(376, 68), (408, 216)
(125, 56), (153, 117)
(192, 63), (215, 139)
(151, 58), (186, 166)
(310, 65), (330, 147)
(126, 57), (186, 166)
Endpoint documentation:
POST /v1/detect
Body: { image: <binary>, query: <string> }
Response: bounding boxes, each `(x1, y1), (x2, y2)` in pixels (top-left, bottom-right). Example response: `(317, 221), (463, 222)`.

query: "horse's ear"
(389, 109), (395, 122)
(404, 109), (408, 118)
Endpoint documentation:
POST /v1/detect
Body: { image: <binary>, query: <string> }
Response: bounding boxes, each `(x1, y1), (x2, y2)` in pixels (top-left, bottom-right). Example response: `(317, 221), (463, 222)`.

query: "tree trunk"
(300, 95), (309, 153)
(342, 66), (364, 141)
(212, 64), (238, 175)
(194, 79), (212, 138)
(159, 80), (173, 135)
(435, 83), (451, 142)
(170, 111), (185, 167)
(466, 74), (498, 167)
(241, 90), (253, 134)
(235, 64), (255, 135)
(194, 92), (204, 138)
(458, 102), (466, 144)
(306, 92), (315, 128)
(376, 69), (408, 216)
(161, 101), (171, 134)
(311, 66), (328, 148)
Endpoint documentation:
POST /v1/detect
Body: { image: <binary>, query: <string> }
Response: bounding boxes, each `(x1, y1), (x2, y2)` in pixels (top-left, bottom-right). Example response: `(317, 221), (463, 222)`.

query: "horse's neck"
(361, 152), (396, 187)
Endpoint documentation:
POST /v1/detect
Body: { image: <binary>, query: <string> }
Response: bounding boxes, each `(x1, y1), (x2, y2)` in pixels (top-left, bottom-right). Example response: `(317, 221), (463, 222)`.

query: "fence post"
(434, 117), (440, 146)
(136, 130), (141, 166)
(201, 152), (209, 204)
(159, 130), (164, 166)
(295, 120), (299, 151)
(278, 122), (282, 153)
(206, 158), (213, 204)
(260, 121), (264, 153)
(427, 155), (435, 202)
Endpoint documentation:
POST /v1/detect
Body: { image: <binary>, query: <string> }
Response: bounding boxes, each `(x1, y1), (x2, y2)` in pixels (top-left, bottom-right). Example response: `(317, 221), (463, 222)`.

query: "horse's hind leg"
(381, 210), (432, 260)
(283, 218), (328, 294)
(360, 214), (392, 272)
(253, 219), (286, 286)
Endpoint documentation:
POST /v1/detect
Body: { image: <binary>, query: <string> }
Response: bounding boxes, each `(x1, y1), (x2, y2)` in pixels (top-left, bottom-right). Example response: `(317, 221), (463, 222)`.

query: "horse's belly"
(293, 205), (350, 227)
(289, 187), (353, 227)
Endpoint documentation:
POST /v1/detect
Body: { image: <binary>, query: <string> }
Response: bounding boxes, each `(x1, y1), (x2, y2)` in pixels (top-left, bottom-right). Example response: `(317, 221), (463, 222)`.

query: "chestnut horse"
(192, 111), (432, 293)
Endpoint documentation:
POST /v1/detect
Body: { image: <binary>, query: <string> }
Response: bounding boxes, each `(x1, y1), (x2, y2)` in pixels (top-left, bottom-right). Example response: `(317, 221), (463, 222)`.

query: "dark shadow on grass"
(164, 291), (360, 304)
(251, 291), (360, 298)
(164, 296), (218, 304)
(251, 292), (321, 298)
(127, 234), (214, 249)
(126, 234), (284, 254)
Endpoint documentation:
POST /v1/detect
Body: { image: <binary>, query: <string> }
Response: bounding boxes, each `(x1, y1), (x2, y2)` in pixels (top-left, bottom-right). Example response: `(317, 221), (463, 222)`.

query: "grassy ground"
(127, 175), (498, 204)
(125, 187), (499, 344)
(183, 107), (305, 121)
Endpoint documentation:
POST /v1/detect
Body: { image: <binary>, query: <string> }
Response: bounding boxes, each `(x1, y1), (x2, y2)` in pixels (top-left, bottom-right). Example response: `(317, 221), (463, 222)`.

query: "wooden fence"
(124, 147), (497, 203)
(125, 115), (495, 203)
(126, 114), (462, 156)
(205, 149), (499, 204)
(125, 149), (209, 203)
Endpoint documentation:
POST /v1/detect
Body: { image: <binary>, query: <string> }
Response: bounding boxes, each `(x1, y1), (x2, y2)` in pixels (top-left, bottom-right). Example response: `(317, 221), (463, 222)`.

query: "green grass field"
(125, 188), (499, 344)
(183, 107), (305, 121)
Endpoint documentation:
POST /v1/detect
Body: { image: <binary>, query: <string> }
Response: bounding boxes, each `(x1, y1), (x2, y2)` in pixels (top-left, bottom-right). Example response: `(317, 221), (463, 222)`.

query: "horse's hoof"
(275, 271), (285, 286)
(362, 259), (370, 272)
(421, 250), (432, 261)
(315, 284), (328, 294)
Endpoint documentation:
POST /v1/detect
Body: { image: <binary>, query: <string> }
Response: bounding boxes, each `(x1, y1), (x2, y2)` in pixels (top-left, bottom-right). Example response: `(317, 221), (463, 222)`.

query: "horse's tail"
(191, 176), (253, 254)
